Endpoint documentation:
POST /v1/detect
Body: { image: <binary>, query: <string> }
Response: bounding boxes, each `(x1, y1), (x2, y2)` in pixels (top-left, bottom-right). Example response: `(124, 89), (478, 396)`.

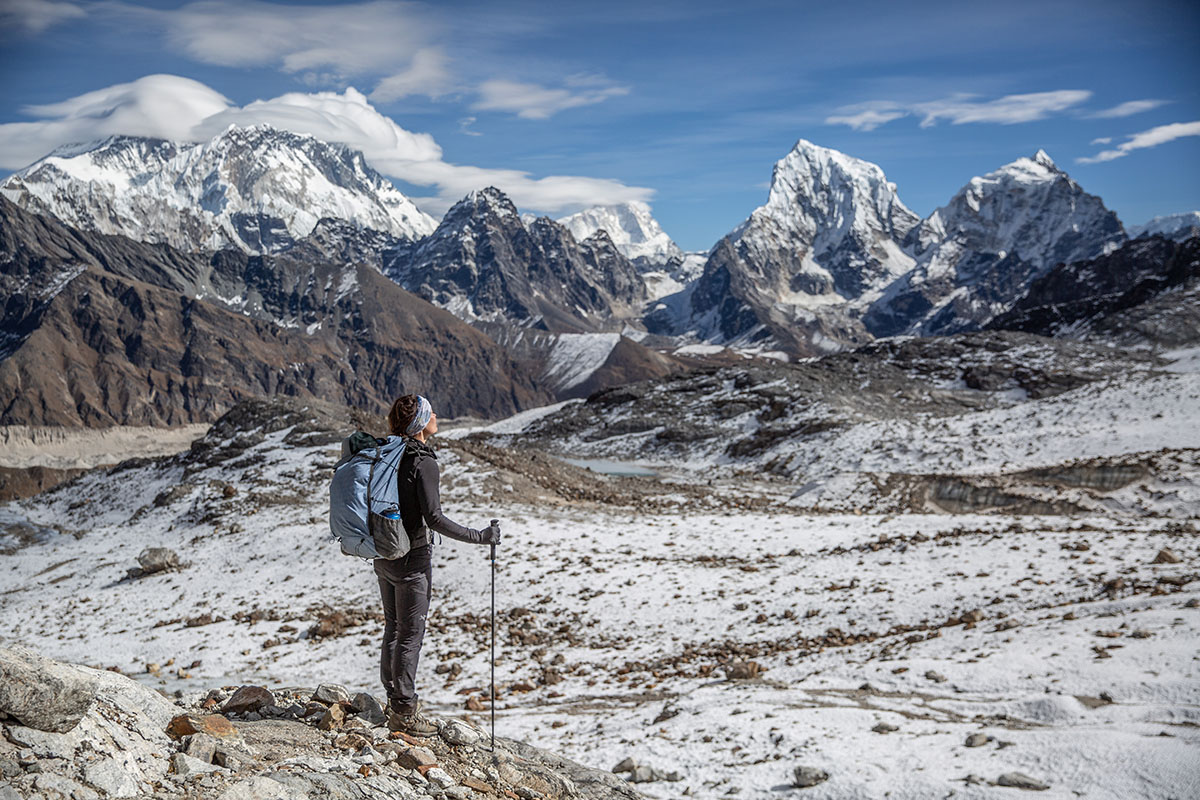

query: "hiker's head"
(388, 394), (437, 439)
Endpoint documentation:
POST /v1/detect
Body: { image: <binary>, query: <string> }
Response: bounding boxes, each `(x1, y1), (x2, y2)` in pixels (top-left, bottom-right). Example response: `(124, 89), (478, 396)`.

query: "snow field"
(2, 423), (1197, 798)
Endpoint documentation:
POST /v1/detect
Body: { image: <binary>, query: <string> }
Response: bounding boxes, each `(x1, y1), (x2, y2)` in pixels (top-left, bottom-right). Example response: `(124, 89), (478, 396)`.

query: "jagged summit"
(557, 201), (683, 268)
(0, 124), (437, 254)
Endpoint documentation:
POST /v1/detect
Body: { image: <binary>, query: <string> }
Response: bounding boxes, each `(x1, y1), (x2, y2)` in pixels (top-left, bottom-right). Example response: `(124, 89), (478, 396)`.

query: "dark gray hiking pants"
(375, 546), (431, 714)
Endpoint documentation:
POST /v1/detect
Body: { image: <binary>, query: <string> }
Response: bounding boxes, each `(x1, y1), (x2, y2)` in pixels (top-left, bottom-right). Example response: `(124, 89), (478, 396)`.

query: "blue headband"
(405, 396), (432, 436)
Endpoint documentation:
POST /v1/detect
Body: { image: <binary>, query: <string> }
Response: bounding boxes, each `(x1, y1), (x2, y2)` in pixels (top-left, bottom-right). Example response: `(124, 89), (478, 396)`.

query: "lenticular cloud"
(0, 74), (651, 215)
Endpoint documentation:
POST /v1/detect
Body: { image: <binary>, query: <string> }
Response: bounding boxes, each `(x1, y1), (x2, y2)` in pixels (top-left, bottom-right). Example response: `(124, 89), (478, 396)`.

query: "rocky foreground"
(0, 645), (640, 800)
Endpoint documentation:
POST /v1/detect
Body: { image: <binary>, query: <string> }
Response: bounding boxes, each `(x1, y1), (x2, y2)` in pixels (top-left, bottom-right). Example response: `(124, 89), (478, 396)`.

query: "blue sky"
(1, 0), (1197, 250)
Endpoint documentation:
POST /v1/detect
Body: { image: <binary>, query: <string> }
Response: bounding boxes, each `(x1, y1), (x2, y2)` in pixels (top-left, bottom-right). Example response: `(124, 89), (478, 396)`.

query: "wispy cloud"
(1090, 136), (1113, 145)
(0, 75), (651, 215)
(369, 47), (455, 102)
(1085, 99), (1168, 119)
(457, 117), (482, 137)
(0, 0), (85, 33)
(824, 102), (907, 132)
(826, 90), (1093, 130)
(1077, 120), (1200, 164)
(473, 78), (629, 120)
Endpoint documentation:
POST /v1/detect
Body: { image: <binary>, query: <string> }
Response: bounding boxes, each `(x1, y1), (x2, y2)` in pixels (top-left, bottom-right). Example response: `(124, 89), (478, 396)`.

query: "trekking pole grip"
(490, 519), (499, 559)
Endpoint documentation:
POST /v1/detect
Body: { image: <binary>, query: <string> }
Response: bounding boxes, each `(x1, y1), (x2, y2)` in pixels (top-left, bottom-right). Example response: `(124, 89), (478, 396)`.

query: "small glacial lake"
(558, 457), (659, 478)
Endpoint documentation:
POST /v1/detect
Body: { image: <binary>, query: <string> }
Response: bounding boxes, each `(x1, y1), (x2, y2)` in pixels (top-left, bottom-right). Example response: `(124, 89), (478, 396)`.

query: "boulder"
(793, 766), (830, 788)
(997, 772), (1050, 790)
(1153, 548), (1183, 564)
(313, 684), (351, 705)
(395, 745), (438, 769)
(349, 692), (386, 726)
(171, 751), (227, 776)
(222, 685), (276, 715)
(0, 645), (98, 732)
(440, 719), (481, 747)
(316, 704), (345, 731)
(184, 733), (218, 763)
(166, 713), (239, 740)
(725, 660), (761, 679)
(136, 547), (181, 574)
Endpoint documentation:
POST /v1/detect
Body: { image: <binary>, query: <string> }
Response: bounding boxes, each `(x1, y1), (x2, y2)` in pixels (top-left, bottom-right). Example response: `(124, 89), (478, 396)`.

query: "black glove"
(480, 520), (501, 546)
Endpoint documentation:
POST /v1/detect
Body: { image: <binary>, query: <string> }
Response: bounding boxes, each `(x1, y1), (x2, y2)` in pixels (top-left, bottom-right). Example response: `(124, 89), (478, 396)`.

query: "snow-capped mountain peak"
(0, 124), (437, 254)
(1129, 211), (1200, 241)
(557, 200), (683, 268)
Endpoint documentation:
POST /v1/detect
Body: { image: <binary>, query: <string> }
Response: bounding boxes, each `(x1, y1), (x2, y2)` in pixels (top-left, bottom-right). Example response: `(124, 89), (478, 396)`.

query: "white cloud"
(1077, 120), (1200, 164)
(473, 78), (629, 120)
(1086, 99), (1167, 119)
(826, 90), (1092, 130)
(369, 48), (454, 102)
(824, 103), (908, 132)
(0, 0), (85, 33)
(0, 74), (651, 215)
(0, 75), (231, 168)
(1090, 136), (1113, 145)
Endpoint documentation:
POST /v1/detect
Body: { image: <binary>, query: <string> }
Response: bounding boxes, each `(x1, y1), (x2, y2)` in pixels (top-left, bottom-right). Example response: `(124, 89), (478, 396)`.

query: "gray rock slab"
(0, 645), (99, 733)
(171, 751), (228, 777)
(4, 724), (80, 759)
(215, 775), (296, 800)
(83, 756), (142, 798)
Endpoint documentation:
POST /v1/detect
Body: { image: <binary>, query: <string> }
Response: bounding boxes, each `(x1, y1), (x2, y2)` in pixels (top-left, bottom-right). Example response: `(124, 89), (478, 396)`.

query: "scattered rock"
(316, 704), (345, 731)
(612, 757), (638, 773)
(349, 692), (386, 726)
(170, 751), (227, 777)
(313, 684), (351, 705)
(924, 670), (947, 683)
(0, 644), (99, 733)
(426, 766), (457, 788)
(871, 722), (899, 733)
(1152, 548), (1182, 564)
(136, 547), (181, 575)
(213, 745), (257, 772)
(793, 765), (830, 788)
(166, 713), (239, 740)
(965, 733), (990, 747)
(222, 685), (275, 715)
(466, 695), (487, 712)
(395, 745), (438, 769)
(996, 771), (1050, 790)
(441, 719), (481, 747)
(726, 660), (761, 679)
(627, 764), (683, 783)
(184, 732), (218, 763)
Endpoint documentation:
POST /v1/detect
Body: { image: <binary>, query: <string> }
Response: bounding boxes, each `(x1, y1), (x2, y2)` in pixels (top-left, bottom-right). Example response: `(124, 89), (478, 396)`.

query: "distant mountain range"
(1, 125), (1196, 427)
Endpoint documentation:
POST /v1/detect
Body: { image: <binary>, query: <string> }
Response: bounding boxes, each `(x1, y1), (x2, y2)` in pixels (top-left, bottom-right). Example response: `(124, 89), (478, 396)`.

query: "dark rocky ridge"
(383, 187), (646, 333)
(987, 235), (1200, 346)
(0, 197), (549, 426)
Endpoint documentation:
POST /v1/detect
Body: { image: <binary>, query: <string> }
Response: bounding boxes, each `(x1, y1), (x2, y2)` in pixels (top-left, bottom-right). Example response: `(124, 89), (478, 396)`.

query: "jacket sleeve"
(415, 458), (487, 544)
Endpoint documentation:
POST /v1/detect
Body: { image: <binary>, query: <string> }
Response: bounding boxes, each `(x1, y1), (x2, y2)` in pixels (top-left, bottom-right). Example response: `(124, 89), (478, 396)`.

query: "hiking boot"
(387, 703), (438, 736)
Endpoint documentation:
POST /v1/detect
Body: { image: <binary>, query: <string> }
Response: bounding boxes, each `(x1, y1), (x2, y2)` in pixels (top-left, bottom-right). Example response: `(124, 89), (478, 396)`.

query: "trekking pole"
(489, 519), (499, 755)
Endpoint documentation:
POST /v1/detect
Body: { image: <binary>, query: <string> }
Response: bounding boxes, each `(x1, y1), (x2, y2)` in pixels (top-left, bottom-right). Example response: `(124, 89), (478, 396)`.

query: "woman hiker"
(378, 394), (501, 735)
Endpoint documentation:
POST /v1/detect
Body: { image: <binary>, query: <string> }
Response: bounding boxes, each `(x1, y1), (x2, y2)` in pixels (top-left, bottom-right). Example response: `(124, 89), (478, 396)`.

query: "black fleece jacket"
(397, 437), (488, 546)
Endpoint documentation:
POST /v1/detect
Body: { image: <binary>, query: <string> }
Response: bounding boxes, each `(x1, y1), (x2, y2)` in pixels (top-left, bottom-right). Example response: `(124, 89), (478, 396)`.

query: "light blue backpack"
(329, 433), (412, 559)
